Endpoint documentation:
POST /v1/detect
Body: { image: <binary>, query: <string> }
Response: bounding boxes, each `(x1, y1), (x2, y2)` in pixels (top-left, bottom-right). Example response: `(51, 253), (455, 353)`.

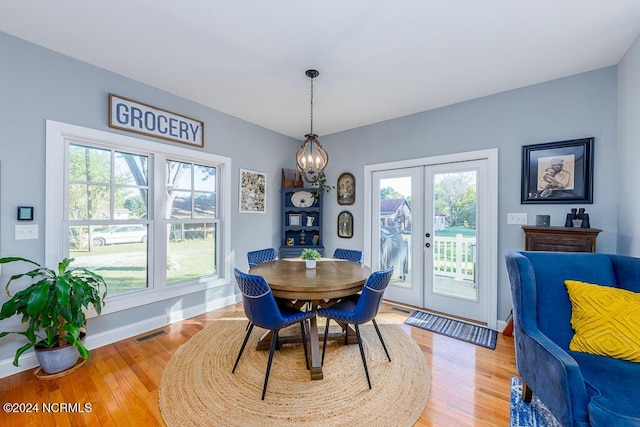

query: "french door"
(366, 150), (497, 326)
(371, 168), (423, 304)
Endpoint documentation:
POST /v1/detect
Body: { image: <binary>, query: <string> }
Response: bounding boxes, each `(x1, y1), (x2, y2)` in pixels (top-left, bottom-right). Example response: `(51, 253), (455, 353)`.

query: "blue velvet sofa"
(505, 251), (640, 427)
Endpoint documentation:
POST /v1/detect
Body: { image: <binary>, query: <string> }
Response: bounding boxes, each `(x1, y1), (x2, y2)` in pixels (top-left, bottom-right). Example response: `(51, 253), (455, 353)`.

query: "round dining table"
(249, 258), (371, 380)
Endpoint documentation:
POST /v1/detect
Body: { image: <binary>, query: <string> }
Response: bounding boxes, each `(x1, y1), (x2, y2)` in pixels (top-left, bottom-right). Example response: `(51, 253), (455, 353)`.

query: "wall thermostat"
(17, 206), (34, 221)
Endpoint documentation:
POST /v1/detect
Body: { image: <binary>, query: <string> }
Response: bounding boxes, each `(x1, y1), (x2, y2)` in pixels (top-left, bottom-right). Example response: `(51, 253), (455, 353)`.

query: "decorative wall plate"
(291, 191), (314, 207)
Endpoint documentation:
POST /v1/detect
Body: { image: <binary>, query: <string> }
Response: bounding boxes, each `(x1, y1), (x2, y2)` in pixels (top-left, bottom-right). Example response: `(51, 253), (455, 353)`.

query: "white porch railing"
(432, 234), (476, 281)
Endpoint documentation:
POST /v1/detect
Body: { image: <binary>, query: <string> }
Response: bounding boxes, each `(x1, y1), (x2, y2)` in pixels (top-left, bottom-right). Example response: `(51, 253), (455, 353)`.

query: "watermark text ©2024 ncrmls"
(3, 402), (92, 413)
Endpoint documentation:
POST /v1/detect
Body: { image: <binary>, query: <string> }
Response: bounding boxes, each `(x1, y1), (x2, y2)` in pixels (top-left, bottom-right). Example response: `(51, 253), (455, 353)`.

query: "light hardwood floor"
(0, 302), (518, 426)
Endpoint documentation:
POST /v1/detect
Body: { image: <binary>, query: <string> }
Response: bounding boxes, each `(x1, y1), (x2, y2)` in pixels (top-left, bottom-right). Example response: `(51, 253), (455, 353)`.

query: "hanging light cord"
(309, 76), (314, 136)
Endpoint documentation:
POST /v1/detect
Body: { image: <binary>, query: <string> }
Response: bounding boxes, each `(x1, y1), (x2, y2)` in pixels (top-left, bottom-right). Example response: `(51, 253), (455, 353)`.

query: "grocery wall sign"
(109, 94), (204, 147)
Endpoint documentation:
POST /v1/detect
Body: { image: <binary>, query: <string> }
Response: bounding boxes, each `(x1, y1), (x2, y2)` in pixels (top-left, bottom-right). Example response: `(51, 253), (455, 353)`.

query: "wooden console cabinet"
(502, 225), (602, 337)
(522, 226), (602, 252)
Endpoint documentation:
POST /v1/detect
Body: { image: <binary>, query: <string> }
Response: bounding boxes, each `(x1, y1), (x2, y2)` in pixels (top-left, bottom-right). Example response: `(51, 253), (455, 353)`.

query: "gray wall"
(617, 33), (640, 256)
(320, 67), (618, 322)
(0, 32), (296, 363)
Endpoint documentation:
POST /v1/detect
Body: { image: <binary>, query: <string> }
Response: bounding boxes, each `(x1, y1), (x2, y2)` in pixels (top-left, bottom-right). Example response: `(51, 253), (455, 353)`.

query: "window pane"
(69, 184), (89, 220)
(194, 192), (215, 218)
(432, 171), (477, 299)
(68, 183), (110, 220)
(167, 160), (192, 191)
(69, 144), (110, 183)
(167, 222), (216, 283)
(115, 152), (148, 186)
(115, 188), (148, 219)
(69, 224), (148, 295)
(379, 177), (411, 285)
(169, 191), (192, 219)
(194, 165), (215, 192)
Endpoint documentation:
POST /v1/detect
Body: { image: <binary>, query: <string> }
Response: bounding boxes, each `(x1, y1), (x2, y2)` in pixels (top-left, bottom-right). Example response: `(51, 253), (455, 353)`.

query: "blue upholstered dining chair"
(232, 268), (315, 400)
(333, 248), (363, 263)
(247, 248), (277, 268)
(317, 267), (394, 389)
(245, 248), (287, 330)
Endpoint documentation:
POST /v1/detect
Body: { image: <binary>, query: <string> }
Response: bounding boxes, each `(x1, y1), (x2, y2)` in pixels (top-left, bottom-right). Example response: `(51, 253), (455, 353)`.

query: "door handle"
(425, 233), (431, 238)
(425, 242), (431, 248)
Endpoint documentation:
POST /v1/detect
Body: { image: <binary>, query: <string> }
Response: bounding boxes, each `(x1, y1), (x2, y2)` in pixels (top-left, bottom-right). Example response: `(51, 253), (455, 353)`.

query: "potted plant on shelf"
(311, 172), (335, 201)
(300, 248), (321, 269)
(0, 256), (107, 375)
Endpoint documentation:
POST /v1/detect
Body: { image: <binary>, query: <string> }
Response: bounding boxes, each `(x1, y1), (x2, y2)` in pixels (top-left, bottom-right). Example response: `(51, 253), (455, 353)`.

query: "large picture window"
(46, 120), (231, 314)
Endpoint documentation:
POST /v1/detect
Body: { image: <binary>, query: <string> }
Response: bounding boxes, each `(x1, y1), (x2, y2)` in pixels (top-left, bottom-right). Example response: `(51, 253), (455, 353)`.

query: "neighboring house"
(380, 198), (412, 232)
(380, 200), (445, 232)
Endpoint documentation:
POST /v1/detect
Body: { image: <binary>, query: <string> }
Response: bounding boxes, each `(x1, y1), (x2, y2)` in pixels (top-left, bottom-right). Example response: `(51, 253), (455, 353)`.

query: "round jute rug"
(159, 314), (430, 427)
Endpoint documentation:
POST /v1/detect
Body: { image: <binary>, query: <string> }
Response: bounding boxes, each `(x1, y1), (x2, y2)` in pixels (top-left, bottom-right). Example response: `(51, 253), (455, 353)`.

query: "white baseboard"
(0, 294), (241, 379)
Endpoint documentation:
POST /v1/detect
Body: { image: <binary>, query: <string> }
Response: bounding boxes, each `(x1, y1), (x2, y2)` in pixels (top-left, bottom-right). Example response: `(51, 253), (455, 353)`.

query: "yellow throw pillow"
(564, 280), (640, 362)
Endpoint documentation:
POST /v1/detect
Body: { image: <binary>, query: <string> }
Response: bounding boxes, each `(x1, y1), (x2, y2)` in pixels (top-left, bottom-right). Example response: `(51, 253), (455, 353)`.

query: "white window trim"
(46, 120), (232, 315)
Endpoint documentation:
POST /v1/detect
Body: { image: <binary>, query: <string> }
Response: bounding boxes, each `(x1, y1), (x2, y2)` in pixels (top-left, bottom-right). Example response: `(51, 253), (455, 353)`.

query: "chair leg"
(300, 320), (310, 370)
(344, 322), (348, 345)
(232, 323), (254, 373)
(321, 319), (330, 366)
(262, 329), (279, 400)
(372, 319), (391, 362)
(354, 324), (372, 389)
(522, 380), (533, 403)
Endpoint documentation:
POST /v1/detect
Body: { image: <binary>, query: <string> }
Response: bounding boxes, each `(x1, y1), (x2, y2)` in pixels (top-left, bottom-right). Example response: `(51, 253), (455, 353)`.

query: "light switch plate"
(15, 224), (38, 240)
(507, 213), (528, 225)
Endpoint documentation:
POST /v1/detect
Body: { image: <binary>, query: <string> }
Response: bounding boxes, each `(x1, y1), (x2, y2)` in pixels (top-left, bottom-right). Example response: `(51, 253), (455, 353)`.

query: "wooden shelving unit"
(279, 188), (324, 258)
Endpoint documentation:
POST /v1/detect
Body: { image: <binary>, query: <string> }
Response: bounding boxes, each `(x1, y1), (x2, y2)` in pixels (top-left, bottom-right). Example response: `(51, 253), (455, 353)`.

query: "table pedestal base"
(256, 317), (357, 380)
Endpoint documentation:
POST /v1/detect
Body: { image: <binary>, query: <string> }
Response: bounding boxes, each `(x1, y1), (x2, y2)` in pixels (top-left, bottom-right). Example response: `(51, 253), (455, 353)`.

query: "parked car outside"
(92, 225), (147, 246)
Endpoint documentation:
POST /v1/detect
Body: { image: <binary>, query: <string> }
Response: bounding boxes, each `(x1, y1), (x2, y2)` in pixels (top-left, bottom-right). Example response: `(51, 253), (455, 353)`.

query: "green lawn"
(70, 238), (216, 295)
(435, 226), (476, 238)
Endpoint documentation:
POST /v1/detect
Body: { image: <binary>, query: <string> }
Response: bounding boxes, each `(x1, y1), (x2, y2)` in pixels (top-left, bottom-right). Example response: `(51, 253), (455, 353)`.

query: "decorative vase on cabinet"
(279, 188), (324, 258)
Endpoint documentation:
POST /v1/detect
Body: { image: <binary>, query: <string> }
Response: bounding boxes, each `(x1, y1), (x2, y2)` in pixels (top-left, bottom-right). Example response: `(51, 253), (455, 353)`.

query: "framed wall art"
(521, 137), (594, 204)
(337, 172), (355, 205)
(337, 211), (353, 238)
(288, 214), (302, 226)
(239, 169), (267, 213)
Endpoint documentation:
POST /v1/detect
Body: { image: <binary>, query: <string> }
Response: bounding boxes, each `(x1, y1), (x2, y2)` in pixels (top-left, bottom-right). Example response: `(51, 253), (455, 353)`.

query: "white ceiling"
(2, 1), (640, 139)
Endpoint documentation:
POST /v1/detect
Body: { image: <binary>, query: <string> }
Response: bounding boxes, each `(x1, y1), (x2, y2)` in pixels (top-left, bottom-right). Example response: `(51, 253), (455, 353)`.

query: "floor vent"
(135, 330), (166, 343)
(391, 307), (412, 314)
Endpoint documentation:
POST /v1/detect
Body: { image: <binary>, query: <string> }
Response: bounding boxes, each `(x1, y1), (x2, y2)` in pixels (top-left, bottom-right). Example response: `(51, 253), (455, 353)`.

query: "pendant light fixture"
(296, 69), (328, 183)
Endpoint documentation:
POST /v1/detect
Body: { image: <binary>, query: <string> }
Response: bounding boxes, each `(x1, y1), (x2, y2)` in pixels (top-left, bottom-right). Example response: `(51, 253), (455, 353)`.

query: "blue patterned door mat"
(404, 310), (497, 349)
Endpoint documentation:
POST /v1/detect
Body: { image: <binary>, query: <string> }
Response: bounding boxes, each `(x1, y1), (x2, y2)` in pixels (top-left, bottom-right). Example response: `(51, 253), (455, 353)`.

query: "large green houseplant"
(0, 256), (107, 372)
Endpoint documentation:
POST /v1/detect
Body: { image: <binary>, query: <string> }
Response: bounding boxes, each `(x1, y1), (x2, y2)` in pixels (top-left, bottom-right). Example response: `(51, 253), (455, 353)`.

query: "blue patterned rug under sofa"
(510, 376), (560, 427)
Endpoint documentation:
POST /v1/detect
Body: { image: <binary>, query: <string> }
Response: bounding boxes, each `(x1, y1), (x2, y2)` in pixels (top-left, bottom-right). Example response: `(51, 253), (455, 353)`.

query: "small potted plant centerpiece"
(0, 256), (107, 376)
(300, 248), (321, 269)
